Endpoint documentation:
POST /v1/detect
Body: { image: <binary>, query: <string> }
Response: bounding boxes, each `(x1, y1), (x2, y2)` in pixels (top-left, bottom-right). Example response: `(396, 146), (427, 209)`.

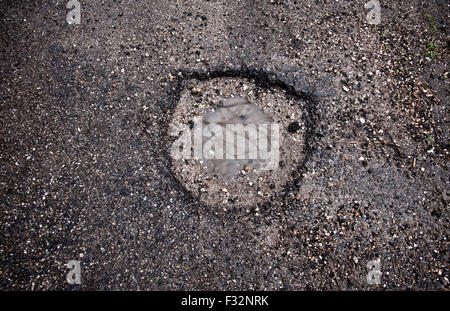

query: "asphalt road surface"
(0, 0), (448, 290)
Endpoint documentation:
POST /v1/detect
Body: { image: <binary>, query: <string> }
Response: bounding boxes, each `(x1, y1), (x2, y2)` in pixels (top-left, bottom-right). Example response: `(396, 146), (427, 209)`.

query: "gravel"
(0, 0), (448, 290)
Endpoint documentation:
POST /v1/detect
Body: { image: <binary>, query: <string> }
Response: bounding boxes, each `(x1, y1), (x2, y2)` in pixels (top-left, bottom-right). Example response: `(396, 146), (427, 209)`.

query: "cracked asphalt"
(0, 0), (448, 290)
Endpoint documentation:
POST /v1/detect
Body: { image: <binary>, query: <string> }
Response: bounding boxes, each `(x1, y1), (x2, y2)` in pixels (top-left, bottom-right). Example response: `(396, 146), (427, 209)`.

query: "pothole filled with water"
(168, 76), (307, 209)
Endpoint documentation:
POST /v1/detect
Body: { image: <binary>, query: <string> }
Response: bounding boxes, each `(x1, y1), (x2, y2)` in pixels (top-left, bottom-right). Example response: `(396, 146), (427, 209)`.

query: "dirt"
(169, 76), (306, 209)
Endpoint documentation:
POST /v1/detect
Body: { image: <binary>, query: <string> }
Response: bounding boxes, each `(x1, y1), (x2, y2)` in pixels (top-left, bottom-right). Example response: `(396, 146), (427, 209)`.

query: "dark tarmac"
(0, 0), (448, 290)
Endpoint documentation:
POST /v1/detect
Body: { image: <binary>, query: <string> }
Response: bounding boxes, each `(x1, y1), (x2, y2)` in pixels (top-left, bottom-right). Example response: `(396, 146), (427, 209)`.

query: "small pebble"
(287, 122), (301, 133)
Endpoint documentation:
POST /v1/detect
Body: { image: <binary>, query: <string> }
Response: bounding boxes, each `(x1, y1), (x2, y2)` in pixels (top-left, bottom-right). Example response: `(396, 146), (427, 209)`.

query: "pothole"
(168, 76), (308, 209)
